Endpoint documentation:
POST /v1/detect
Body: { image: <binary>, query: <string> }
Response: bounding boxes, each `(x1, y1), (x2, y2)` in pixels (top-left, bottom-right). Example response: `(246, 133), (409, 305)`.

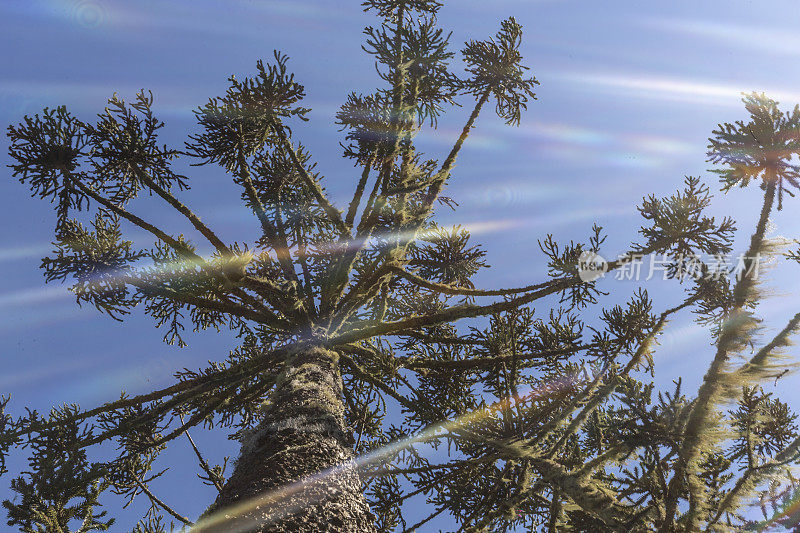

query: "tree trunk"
(205, 346), (376, 532)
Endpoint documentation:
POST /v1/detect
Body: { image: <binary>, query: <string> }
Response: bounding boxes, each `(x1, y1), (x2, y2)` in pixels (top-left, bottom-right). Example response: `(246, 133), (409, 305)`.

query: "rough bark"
(205, 346), (377, 532)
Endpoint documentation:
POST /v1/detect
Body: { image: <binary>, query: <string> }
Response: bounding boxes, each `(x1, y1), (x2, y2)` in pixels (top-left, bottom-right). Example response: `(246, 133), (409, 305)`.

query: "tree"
(2, 1), (800, 531)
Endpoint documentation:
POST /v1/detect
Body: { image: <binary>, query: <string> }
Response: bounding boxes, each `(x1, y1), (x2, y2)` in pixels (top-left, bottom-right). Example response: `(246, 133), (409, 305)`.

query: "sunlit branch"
(574, 442), (637, 480)
(7, 346), (287, 446)
(663, 178), (777, 531)
(126, 276), (286, 328)
(390, 342), (592, 371)
(324, 167), (387, 317)
(732, 309), (800, 382)
(71, 176), (197, 260)
(331, 233), (690, 341)
(326, 42), (417, 316)
(392, 3), (407, 121)
(421, 88), (492, 211)
(87, 370), (272, 457)
(708, 434), (800, 528)
(235, 150), (301, 290)
(383, 179), (434, 197)
(268, 199), (313, 323)
(543, 311), (673, 458)
(128, 165), (290, 320)
(526, 456), (633, 527)
(71, 173), (285, 324)
(232, 276), (300, 324)
(72, 391), (220, 453)
(332, 91), (492, 321)
(356, 160), (386, 235)
(389, 264), (550, 297)
(335, 87), (493, 319)
(331, 276), (577, 345)
(274, 126), (349, 236)
(132, 165), (230, 256)
(294, 225), (318, 319)
(328, 64), (421, 310)
(7, 381), (202, 443)
(528, 358), (611, 444)
(149, 395), (229, 449)
(345, 153), (376, 228)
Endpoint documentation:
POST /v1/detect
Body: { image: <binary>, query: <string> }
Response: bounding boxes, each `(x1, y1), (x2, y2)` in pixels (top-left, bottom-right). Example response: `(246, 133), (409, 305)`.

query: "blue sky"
(3, 0), (800, 530)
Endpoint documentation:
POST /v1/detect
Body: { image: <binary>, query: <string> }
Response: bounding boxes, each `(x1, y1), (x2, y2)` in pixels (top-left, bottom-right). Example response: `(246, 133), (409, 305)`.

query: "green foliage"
(363, 0), (443, 20)
(639, 176), (736, 260)
(407, 225), (486, 287)
(461, 17), (539, 125)
(363, 11), (457, 126)
(131, 516), (176, 533)
(188, 51), (310, 171)
(7, 106), (90, 232)
(87, 91), (187, 205)
(42, 214), (143, 319)
(709, 92), (800, 208)
(3, 407), (112, 533)
(730, 387), (798, 465)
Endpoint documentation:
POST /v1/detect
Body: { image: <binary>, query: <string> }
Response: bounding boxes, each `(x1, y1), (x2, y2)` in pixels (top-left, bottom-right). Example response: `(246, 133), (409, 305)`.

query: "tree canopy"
(3, 1), (800, 531)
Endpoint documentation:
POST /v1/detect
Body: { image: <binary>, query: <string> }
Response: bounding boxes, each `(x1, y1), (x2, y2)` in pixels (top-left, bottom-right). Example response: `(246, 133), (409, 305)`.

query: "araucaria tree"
(4, 1), (800, 531)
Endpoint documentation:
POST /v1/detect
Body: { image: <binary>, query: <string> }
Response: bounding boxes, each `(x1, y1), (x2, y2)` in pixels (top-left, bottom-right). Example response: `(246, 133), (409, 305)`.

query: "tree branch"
(389, 264), (550, 297)
(133, 165), (230, 256)
(131, 469), (192, 526)
(275, 126), (349, 236)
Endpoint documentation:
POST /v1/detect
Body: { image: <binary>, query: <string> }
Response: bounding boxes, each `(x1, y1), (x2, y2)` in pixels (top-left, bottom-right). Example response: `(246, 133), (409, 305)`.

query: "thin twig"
(130, 469), (192, 526)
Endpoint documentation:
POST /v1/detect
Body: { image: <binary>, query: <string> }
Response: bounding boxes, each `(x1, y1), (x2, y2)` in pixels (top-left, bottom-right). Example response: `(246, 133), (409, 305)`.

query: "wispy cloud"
(0, 353), (102, 389)
(24, 0), (352, 39)
(0, 78), (209, 117)
(0, 286), (72, 308)
(0, 244), (51, 263)
(644, 17), (800, 58)
(552, 71), (800, 108)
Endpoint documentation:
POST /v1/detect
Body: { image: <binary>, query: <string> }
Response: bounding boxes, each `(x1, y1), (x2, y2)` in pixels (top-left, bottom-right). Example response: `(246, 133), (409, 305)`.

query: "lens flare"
(532, 122), (608, 146)
(504, 120), (695, 169)
(0, 220), (525, 319)
(632, 135), (693, 156)
(72, 1), (106, 29)
(419, 127), (505, 151)
(658, 321), (708, 352)
(470, 183), (567, 209)
(0, 287), (72, 308)
(0, 243), (51, 263)
(190, 371), (586, 532)
(554, 70), (800, 108)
